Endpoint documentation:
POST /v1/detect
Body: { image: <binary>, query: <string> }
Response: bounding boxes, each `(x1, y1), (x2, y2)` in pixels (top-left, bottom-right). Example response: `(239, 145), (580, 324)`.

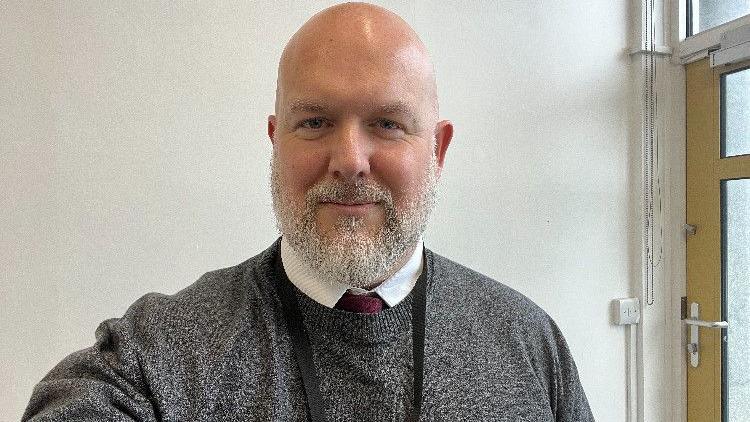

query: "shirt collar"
(280, 237), (424, 308)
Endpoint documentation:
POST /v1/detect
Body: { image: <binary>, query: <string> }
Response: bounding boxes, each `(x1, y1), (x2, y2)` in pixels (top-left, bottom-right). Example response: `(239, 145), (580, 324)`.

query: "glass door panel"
(723, 178), (750, 421)
(721, 67), (750, 158)
(692, 0), (750, 34)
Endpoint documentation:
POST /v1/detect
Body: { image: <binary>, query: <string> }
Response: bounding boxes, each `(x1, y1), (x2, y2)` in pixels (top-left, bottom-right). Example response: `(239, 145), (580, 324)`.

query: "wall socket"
(613, 298), (640, 325)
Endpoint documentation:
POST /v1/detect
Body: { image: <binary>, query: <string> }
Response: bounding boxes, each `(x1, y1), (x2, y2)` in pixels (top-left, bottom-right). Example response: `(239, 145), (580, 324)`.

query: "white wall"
(1, 1), (652, 420)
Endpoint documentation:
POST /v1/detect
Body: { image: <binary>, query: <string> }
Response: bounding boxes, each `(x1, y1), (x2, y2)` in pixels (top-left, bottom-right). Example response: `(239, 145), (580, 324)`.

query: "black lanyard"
(274, 253), (427, 422)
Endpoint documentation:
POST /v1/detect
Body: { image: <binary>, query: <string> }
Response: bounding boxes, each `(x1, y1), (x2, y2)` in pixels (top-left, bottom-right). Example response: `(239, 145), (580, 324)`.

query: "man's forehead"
(279, 59), (427, 111)
(282, 40), (428, 84)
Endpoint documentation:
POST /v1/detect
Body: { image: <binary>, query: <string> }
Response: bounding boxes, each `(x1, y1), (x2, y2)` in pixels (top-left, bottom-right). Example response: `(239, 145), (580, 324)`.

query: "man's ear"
(433, 120), (453, 175)
(267, 115), (277, 144)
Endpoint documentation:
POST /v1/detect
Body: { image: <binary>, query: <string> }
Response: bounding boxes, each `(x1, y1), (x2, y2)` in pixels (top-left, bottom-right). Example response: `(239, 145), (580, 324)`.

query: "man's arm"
(549, 320), (595, 422)
(23, 316), (158, 421)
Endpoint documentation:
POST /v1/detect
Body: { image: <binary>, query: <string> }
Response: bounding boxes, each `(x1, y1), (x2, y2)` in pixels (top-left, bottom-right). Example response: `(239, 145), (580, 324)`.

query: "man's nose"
(327, 123), (371, 180)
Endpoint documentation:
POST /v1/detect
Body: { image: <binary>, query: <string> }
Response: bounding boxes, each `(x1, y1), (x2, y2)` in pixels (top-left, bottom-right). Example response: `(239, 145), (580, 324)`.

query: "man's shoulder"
(115, 242), (279, 340)
(427, 249), (549, 323)
(426, 249), (572, 377)
(425, 250), (594, 420)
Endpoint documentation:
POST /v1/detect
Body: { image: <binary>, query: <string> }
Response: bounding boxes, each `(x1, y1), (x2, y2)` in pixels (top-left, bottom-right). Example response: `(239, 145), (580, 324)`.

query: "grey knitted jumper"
(23, 240), (594, 421)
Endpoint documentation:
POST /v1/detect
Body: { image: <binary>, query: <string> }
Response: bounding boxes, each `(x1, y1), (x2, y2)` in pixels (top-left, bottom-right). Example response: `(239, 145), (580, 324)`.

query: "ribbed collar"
(280, 237), (423, 308)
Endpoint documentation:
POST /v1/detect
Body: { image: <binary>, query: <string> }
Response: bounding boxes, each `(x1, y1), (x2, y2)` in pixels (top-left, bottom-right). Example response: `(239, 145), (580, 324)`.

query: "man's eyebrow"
(286, 99), (420, 127)
(288, 99), (330, 114)
(375, 101), (419, 127)
(376, 101), (412, 115)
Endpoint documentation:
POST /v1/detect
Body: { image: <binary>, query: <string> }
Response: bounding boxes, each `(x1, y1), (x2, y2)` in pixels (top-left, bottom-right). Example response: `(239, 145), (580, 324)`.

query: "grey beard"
(270, 155), (438, 288)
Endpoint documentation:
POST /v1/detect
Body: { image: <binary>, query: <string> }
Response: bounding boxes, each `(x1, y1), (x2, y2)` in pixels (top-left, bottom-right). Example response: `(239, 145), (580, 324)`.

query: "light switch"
(613, 298), (640, 325)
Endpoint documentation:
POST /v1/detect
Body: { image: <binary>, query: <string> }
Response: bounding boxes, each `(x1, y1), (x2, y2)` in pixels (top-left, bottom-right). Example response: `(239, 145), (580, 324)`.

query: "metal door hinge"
(681, 296), (687, 320)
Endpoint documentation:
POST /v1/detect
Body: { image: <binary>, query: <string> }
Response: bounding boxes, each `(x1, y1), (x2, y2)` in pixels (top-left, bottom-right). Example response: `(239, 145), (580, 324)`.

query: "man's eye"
(375, 119), (402, 131)
(299, 118), (328, 130)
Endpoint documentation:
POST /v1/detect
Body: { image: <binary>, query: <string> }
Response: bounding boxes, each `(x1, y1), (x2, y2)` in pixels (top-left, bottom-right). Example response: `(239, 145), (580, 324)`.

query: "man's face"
(268, 39), (451, 287)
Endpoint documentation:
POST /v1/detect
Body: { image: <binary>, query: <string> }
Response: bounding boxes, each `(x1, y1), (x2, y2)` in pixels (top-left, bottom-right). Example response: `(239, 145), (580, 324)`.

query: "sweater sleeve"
(22, 314), (158, 421)
(549, 319), (595, 422)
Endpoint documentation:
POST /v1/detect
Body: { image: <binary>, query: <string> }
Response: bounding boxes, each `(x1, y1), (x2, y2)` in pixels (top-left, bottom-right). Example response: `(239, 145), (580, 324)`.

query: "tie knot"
(334, 291), (384, 314)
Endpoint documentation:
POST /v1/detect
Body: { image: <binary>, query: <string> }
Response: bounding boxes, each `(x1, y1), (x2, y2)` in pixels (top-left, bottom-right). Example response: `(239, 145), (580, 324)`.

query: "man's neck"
(279, 237), (424, 309)
(362, 242), (419, 290)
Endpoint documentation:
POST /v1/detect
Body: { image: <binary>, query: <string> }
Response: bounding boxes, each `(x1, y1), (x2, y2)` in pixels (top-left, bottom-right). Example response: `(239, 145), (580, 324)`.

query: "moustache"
(305, 180), (393, 206)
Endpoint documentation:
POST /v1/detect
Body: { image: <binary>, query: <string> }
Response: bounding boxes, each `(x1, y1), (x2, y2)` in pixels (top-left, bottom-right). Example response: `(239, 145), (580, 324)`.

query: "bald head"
(274, 2), (438, 121)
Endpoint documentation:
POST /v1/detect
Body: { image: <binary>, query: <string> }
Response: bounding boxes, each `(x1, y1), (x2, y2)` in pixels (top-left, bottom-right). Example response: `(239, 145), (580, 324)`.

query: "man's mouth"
(322, 200), (376, 206)
(319, 201), (378, 215)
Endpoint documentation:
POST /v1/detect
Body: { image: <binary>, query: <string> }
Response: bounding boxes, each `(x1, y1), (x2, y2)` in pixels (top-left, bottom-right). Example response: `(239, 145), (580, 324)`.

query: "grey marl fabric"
(23, 239), (594, 421)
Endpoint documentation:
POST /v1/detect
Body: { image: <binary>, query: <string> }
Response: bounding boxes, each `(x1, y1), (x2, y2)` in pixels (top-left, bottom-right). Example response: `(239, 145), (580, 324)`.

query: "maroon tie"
(334, 291), (384, 314)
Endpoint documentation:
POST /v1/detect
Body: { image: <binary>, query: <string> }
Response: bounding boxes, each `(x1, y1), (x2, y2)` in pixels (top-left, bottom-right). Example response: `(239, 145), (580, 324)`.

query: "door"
(686, 57), (750, 422)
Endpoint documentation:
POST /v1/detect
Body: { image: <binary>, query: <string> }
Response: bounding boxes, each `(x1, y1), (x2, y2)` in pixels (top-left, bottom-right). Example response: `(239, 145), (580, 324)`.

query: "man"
(24, 3), (594, 421)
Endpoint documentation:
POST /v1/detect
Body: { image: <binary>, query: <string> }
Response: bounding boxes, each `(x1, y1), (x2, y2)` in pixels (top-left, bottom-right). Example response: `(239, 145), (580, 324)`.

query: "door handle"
(684, 318), (729, 328)
(684, 302), (729, 368)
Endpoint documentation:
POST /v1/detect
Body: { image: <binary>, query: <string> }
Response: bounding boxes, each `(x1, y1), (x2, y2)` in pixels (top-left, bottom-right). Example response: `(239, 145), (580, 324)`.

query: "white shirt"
(280, 237), (424, 308)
